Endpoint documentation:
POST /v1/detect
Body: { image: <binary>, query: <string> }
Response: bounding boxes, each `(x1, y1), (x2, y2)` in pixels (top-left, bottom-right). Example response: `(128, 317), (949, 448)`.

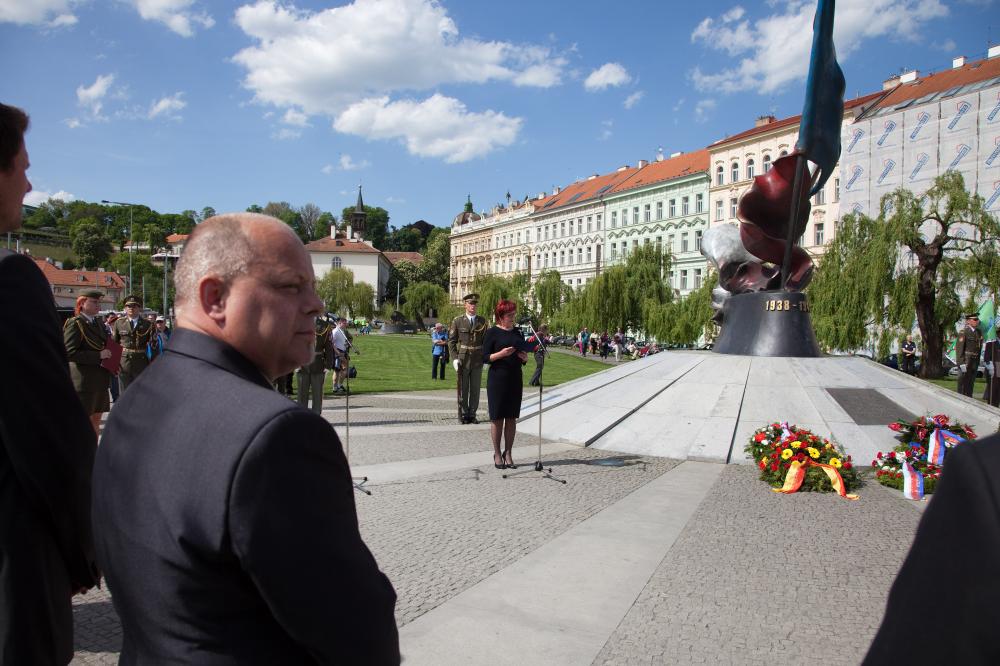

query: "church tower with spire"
(351, 185), (367, 239)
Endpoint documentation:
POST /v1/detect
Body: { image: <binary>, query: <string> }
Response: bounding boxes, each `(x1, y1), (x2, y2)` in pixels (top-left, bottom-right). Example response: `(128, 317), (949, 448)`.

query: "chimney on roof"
(553, 185), (560, 195)
(537, 192), (545, 200)
(617, 164), (629, 172)
(900, 69), (918, 83)
(637, 159), (648, 168)
(330, 224), (336, 239)
(670, 151), (683, 158)
(656, 147), (664, 162)
(754, 115), (776, 127)
(989, 44), (1000, 59)
(347, 225), (353, 239)
(882, 74), (900, 90)
(952, 55), (966, 69)
(588, 173), (598, 180)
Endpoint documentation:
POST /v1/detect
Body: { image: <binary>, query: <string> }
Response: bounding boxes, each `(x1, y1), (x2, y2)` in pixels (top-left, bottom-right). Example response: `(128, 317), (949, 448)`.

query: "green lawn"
(315, 333), (608, 395)
(926, 376), (992, 402)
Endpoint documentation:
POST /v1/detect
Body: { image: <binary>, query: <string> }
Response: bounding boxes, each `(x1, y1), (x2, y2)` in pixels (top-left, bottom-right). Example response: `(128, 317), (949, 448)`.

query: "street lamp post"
(102, 199), (139, 296)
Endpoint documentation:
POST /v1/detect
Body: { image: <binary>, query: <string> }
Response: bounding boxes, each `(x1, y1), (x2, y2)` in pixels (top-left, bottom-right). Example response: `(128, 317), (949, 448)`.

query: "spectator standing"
(91, 213), (399, 663)
(1, 101), (100, 665)
(297, 317), (335, 413)
(431, 322), (449, 380)
(579, 327), (590, 356)
(148, 316), (171, 361)
(63, 291), (113, 437)
(613, 331), (623, 362)
(900, 335), (916, 375)
(600, 331), (610, 359)
(332, 317), (351, 394)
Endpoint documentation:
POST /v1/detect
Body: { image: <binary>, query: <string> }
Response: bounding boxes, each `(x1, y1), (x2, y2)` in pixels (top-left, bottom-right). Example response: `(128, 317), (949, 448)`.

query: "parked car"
(947, 364), (985, 378)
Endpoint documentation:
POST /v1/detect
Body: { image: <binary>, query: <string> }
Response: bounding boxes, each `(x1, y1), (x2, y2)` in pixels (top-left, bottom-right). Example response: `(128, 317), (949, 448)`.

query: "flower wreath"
(871, 414), (976, 496)
(745, 422), (860, 499)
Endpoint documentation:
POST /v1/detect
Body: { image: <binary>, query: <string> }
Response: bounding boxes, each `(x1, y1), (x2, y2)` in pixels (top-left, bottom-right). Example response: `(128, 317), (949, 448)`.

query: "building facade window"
(560, 222), (566, 237)
(669, 199), (676, 217)
(815, 188), (825, 205)
(586, 246), (592, 262)
(815, 223), (825, 246)
(716, 165), (724, 186)
(611, 243), (617, 259)
(694, 269), (702, 289)
(667, 234), (674, 252)
(560, 250), (565, 265)
(715, 199), (723, 221)
(695, 229), (703, 251)
(632, 207), (639, 224)
(680, 270), (688, 290)
(746, 159), (755, 180)
(779, 150), (788, 157)
(611, 211), (617, 228)
(681, 196), (689, 216)
(587, 216), (592, 232)
(332, 256), (342, 268)
(681, 232), (689, 253)
(695, 193), (704, 213)
(596, 213), (602, 229)
(763, 154), (771, 172)
(577, 248), (583, 263)
(644, 204), (651, 222)
(731, 162), (739, 182)
(568, 250), (573, 265)
(730, 197), (738, 218)
(656, 201), (663, 220)
(834, 178), (840, 202)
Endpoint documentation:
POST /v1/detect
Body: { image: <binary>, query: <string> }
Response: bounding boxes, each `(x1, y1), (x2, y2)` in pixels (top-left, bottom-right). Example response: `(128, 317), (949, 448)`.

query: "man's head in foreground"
(173, 213), (323, 381)
(0, 103), (32, 234)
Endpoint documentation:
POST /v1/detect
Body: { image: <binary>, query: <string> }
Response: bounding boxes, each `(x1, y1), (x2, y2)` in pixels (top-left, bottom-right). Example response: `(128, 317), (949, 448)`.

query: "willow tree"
(532, 270), (572, 323)
(401, 281), (447, 329)
(809, 172), (999, 377)
(472, 273), (530, 320)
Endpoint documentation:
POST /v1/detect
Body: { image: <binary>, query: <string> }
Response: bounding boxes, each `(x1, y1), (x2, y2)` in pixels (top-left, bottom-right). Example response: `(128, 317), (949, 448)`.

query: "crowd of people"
(4, 100), (1000, 665)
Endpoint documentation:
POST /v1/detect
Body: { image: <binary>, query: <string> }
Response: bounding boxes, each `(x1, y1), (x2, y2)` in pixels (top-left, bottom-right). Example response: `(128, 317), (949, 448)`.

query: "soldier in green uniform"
(113, 294), (154, 392)
(448, 293), (488, 424)
(297, 316), (335, 413)
(955, 313), (984, 397)
(64, 290), (112, 436)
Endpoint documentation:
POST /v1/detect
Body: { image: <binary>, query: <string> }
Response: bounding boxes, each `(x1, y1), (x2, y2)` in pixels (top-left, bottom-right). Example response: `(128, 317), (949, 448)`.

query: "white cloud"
(338, 154), (370, 171)
(321, 164), (334, 174)
(931, 38), (957, 52)
(623, 91), (644, 109)
(24, 189), (76, 206)
(694, 98), (717, 123)
(272, 127), (301, 140)
(282, 108), (309, 126)
(598, 119), (613, 141)
(148, 92), (186, 119)
(128, 0), (215, 37)
(333, 94), (521, 163)
(0, 0), (78, 27)
(691, 0), (948, 94)
(76, 73), (115, 118)
(583, 62), (631, 91)
(672, 98), (685, 113)
(64, 117), (83, 129)
(232, 0), (565, 160)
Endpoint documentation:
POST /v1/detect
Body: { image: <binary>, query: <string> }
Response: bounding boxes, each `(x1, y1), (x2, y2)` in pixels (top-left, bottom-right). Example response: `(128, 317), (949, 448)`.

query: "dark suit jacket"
(92, 328), (399, 664)
(864, 431), (1000, 665)
(0, 250), (99, 665)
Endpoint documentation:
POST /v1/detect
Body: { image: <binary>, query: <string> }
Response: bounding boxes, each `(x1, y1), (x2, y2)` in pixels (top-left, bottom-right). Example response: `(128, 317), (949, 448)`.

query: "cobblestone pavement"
(356, 448), (678, 626)
(74, 389), (926, 665)
(593, 466), (921, 666)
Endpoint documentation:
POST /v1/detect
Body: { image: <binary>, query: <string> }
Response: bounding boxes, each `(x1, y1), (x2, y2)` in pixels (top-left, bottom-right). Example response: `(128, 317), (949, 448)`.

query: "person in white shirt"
(331, 317), (350, 394)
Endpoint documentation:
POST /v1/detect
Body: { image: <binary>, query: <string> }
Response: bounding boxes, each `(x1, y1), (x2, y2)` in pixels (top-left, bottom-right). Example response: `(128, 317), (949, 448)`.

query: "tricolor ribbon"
(901, 460), (924, 500)
(928, 428), (965, 466)
(772, 459), (859, 500)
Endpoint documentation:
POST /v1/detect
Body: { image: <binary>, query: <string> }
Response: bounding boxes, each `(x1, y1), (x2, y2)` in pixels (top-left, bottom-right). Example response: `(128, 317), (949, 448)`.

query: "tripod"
(502, 321), (566, 485)
(340, 339), (370, 495)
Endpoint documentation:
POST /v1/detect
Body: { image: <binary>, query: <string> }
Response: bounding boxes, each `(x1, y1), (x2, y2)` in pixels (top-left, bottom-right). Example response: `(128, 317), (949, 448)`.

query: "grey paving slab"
(398, 461), (723, 666)
(594, 465), (922, 666)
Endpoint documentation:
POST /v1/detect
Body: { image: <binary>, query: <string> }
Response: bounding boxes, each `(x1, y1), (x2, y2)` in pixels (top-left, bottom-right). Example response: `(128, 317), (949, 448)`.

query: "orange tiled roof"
(165, 233), (189, 243)
(304, 237), (382, 254)
(711, 90), (887, 148)
(610, 149), (710, 194)
(32, 258), (126, 288)
(533, 166), (641, 214)
(384, 251), (424, 265)
(863, 56), (1000, 114)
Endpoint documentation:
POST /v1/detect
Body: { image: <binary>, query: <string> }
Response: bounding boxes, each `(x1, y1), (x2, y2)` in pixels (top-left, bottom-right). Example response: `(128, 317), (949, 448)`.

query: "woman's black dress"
(482, 326), (528, 420)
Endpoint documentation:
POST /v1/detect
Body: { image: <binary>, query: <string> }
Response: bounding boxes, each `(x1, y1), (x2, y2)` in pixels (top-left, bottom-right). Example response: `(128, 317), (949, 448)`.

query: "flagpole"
(780, 154), (808, 289)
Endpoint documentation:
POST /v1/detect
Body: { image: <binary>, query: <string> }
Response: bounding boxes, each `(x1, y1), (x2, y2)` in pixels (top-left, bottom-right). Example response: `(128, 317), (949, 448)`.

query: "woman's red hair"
(74, 295), (89, 316)
(494, 299), (516, 322)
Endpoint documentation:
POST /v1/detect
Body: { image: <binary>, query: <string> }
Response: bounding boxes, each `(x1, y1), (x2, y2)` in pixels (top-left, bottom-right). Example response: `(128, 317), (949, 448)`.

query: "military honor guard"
(955, 312), (984, 397)
(64, 290), (113, 436)
(298, 316), (335, 413)
(448, 293), (487, 424)
(112, 295), (154, 391)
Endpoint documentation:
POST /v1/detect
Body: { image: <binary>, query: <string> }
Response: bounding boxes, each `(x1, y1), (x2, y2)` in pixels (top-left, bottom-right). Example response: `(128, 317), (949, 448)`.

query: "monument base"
(713, 290), (821, 357)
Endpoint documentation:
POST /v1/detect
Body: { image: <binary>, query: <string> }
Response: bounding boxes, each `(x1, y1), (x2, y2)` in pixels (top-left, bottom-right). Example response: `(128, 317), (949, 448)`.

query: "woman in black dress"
(483, 299), (529, 469)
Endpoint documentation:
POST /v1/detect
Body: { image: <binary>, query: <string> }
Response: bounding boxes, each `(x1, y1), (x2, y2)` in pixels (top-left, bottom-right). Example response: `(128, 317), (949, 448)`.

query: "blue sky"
(1, 0), (995, 229)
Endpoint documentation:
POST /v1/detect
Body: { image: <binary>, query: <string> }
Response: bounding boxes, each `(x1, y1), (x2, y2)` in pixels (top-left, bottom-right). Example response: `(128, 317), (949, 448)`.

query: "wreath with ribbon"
(745, 422), (860, 500)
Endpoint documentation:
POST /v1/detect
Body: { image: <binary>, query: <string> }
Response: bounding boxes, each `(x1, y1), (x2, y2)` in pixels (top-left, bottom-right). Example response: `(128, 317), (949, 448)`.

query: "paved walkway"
(74, 386), (928, 665)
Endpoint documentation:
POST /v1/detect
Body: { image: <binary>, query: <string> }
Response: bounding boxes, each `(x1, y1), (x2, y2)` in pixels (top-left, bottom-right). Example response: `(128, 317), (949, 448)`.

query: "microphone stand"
(341, 335), (370, 495)
(503, 320), (566, 485)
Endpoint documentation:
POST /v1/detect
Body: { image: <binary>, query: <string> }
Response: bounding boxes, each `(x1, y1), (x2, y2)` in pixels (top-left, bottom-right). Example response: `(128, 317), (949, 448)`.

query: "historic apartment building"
(839, 49), (1000, 221)
(604, 150), (709, 296)
(706, 91), (886, 256)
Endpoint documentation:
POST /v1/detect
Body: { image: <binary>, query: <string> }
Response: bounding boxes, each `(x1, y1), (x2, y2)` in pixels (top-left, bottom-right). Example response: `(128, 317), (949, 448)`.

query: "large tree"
(809, 172), (999, 377)
(532, 270), (571, 323)
(316, 267), (355, 316)
(402, 281), (447, 329)
(70, 219), (113, 269)
(340, 205), (389, 250)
